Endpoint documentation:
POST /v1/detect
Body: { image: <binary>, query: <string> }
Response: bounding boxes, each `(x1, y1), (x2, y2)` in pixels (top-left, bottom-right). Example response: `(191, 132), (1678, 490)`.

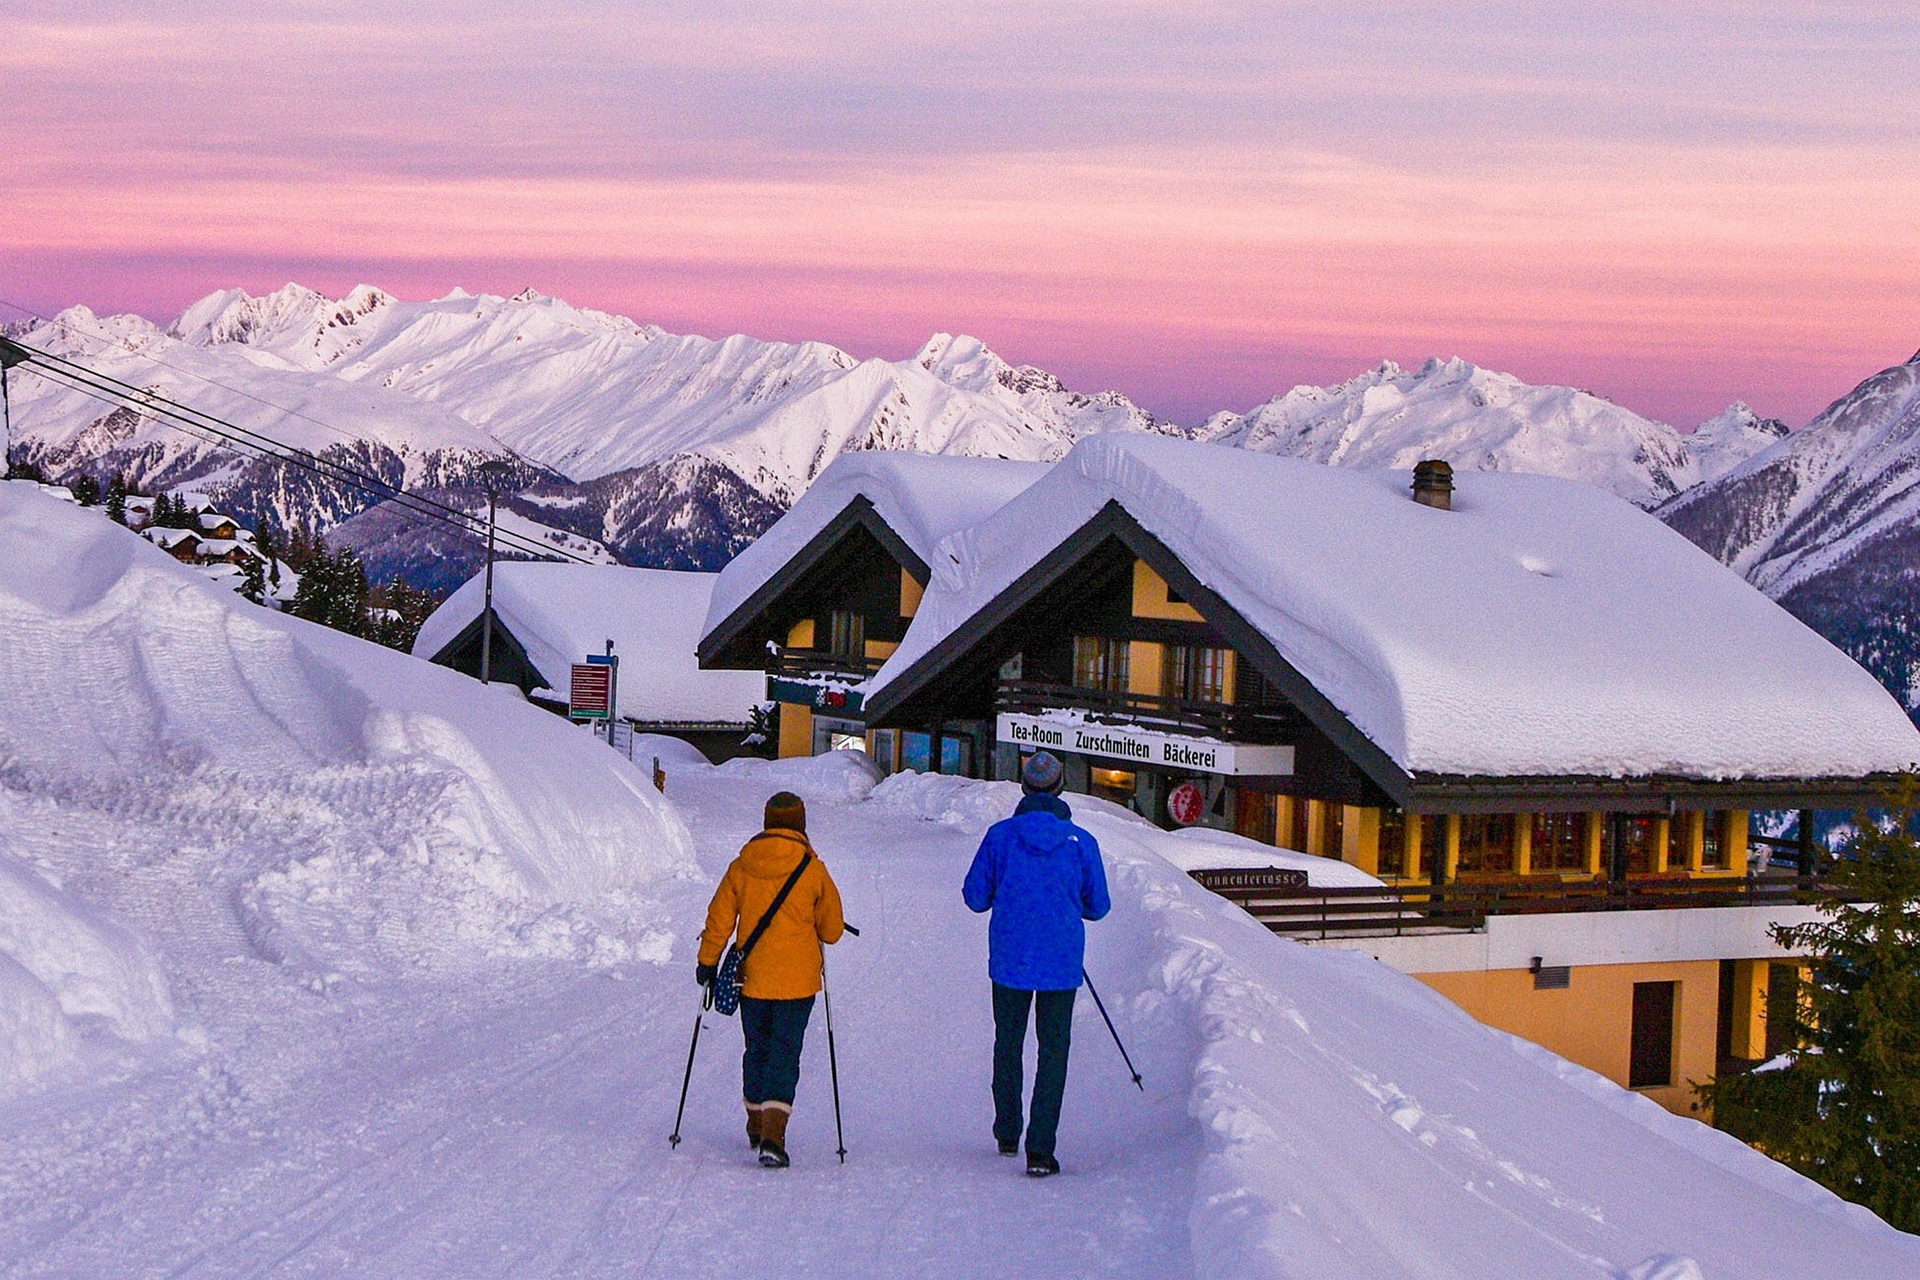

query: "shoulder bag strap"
(736, 849), (813, 963)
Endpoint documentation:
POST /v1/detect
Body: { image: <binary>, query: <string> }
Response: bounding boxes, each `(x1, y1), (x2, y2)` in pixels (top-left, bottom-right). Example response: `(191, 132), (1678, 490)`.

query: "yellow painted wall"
(1727, 811), (1750, 875)
(864, 639), (899, 660)
(1344, 806), (1376, 874)
(1420, 960), (1721, 1116)
(1127, 640), (1164, 696)
(786, 619), (816, 649)
(899, 567), (924, 619)
(777, 701), (813, 759)
(1727, 959), (1768, 1060)
(1131, 559), (1205, 622)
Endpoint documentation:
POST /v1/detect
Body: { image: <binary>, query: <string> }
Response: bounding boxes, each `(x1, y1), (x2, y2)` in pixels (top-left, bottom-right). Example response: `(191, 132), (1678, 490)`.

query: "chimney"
(1411, 459), (1454, 510)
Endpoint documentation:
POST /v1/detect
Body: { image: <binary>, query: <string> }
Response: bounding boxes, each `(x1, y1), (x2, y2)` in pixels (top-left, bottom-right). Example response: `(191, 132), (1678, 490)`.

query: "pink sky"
(5, 2), (1917, 427)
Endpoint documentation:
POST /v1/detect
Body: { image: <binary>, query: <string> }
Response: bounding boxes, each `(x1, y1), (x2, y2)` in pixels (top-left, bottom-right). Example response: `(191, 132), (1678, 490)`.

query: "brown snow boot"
(746, 1103), (763, 1151)
(757, 1104), (791, 1168)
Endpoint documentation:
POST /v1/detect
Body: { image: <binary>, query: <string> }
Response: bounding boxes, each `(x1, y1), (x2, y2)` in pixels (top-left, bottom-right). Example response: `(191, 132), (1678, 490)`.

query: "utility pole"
(477, 459), (516, 687)
(0, 337), (24, 478)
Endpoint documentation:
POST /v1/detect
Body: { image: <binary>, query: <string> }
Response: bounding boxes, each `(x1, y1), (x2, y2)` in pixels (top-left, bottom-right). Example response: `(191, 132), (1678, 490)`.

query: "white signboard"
(996, 712), (1294, 777)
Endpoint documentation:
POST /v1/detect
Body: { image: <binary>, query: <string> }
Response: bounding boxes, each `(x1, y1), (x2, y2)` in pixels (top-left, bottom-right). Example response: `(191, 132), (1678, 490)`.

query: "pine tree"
(290, 541), (370, 637)
(1705, 777), (1920, 1229)
(239, 555), (266, 605)
(150, 492), (172, 528)
(104, 474), (128, 525)
(70, 475), (101, 506)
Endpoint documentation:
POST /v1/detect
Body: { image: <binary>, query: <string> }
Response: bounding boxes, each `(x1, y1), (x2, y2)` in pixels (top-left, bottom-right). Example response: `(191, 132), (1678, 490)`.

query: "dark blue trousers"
(992, 982), (1076, 1156)
(740, 994), (814, 1106)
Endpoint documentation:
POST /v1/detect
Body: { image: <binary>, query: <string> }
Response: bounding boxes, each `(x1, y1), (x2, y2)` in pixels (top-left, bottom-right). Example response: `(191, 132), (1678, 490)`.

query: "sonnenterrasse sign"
(996, 712), (1294, 777)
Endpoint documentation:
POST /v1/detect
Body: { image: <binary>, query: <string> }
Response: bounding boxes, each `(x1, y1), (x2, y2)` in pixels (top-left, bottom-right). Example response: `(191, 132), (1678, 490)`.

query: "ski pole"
(669, 985), (712, 1149)
(1083, 969), (1144, 1090)
(823, 958), (848, 1163)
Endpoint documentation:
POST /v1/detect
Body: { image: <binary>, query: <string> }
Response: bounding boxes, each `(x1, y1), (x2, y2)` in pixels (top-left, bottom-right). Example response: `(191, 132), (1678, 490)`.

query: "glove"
(696, 963), (717, 988)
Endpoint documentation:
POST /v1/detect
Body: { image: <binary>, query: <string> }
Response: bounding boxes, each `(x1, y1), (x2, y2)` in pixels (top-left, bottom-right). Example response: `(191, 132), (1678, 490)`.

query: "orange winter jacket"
(698, 829), (844, 1000)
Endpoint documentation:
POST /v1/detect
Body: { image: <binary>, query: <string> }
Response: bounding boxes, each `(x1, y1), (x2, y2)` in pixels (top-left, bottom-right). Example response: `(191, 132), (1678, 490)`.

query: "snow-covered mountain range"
(0, 282), (1802, 587)
(1659, 350), (1920, 710)
(1197, 358), (1787, 508)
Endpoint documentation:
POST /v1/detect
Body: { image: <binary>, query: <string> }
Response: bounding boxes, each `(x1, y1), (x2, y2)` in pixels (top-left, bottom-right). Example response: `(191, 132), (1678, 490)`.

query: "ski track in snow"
(0, 765), (1199, 1279)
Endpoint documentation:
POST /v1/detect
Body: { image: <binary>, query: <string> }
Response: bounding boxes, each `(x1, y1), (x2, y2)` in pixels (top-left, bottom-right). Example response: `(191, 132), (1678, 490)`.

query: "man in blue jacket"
(962, 751), (1111, 1177)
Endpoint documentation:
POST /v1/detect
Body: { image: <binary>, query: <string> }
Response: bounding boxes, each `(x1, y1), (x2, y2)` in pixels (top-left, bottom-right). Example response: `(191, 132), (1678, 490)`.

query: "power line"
(0, 333), (605, 568)
(0, 292), (553, 480)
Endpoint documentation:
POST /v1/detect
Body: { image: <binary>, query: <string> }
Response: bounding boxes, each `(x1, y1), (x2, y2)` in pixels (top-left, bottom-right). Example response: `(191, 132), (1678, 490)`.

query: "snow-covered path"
(0, 762), (1197, 1278)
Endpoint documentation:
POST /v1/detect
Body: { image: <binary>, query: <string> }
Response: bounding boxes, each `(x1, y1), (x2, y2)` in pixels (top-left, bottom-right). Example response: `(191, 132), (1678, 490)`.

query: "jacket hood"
(1005, 810), (1079, 859)
(739, 829), (814, 879)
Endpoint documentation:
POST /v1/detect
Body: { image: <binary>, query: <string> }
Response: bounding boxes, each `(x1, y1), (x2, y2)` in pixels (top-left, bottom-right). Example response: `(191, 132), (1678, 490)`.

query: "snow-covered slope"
(1660, 351), (1920, 595)
(169, 285), (1169, 497)
(7, 306), (515, 522)
(1197, 357), (1774, 507)
(0, 483), (693, 1096)
(1657, 352), (1920, 712)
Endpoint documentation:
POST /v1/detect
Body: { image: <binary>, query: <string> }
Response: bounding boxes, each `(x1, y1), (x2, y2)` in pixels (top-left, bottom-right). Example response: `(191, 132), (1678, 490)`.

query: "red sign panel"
(1167, 781), (1206, 827)
(570, 663), (612, 719)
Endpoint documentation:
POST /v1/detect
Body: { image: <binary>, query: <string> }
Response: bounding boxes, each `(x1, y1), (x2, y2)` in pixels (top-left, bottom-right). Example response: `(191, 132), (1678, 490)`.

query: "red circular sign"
(1167, 782), (1206, 827)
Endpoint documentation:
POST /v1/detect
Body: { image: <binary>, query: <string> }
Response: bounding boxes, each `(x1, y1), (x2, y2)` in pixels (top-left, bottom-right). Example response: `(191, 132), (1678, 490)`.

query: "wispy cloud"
(5, 1), (1917, 425)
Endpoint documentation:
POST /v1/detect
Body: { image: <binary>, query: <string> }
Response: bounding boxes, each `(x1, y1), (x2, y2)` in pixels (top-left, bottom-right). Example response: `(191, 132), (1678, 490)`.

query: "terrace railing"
(770, 649), (886, 682)
(995, 678), (1301, 743)
(1188, 869), (1843, 939)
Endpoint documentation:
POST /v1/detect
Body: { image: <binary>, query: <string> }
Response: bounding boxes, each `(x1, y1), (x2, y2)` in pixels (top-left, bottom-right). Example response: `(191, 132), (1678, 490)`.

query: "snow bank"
(0, 840), (177, 1095)
(0, 485), (695, 978)
(868, 772), (1379, 888)
(1076, 811), (1920, 1279)
(711, 749), (885, 807)
(1152, 828), (1383, 887)
(872, 434), (1920, 780)
(632, 733), (716, 771)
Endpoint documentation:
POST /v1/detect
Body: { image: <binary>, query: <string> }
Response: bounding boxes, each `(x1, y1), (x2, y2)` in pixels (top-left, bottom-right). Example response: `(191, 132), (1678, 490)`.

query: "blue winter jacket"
(962, 793), (1111, 991)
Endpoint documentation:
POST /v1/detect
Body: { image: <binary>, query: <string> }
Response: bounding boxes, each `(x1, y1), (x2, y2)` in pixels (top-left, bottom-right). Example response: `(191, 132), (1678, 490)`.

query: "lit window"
(1699, 813), (1729, 870)
(1072, 635), (1130, 692)
(1618, 815), (1660, 874)
(1532, 813), (1587, 872)
(1165, 646), (1230, 703)
(1377, 808), (1408, 877)
(1456, 814), (1516, 874)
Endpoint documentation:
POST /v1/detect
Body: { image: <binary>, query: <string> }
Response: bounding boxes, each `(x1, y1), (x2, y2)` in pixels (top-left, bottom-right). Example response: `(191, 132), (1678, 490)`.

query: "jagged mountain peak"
(1199, 354), (1702, 506)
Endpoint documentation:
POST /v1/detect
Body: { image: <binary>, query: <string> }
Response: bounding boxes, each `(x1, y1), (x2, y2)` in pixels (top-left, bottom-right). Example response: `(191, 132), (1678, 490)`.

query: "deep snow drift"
(1, 487), (1917, 1277)
(0, 485), (692, 1096)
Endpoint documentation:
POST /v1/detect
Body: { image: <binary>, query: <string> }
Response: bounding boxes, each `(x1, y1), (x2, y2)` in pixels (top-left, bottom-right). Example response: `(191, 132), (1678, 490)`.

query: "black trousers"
(992, 982), (1076, 1156)
(740, 994), (815, 1107)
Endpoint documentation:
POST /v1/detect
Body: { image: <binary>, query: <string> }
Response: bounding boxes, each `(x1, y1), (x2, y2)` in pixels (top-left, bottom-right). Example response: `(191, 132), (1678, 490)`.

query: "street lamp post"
(476, 459), (516, 687)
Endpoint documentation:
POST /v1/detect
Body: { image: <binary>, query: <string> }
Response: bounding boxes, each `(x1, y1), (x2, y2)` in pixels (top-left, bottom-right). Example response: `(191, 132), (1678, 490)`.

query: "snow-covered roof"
(868, 434), (1920, 781)
(703, 452), (1050, 641)
(416, 563), (765, 725)
(197, 512), (240, 531)
(196, 538), (263, 560)
(143, 527), (201, 548)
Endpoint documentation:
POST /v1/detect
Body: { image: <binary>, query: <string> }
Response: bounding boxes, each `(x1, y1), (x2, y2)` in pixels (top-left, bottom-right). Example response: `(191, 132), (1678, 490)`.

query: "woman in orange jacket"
(697, 791), (845, 1167)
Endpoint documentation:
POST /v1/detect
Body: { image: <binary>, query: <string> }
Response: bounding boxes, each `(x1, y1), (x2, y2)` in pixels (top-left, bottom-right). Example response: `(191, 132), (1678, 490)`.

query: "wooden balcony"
(1189, 869), (1843, 938)
(995, 678), (1301, 743)
(770, 649), (885, 681)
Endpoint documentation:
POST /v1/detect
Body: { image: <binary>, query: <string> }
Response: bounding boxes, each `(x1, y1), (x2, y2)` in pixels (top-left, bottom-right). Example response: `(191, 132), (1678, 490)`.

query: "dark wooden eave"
(860, 499), (1901, 815)
(1406, 772), (1905, 814)
(425, 610), (542, 692)
(697, 495), (930, 670)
